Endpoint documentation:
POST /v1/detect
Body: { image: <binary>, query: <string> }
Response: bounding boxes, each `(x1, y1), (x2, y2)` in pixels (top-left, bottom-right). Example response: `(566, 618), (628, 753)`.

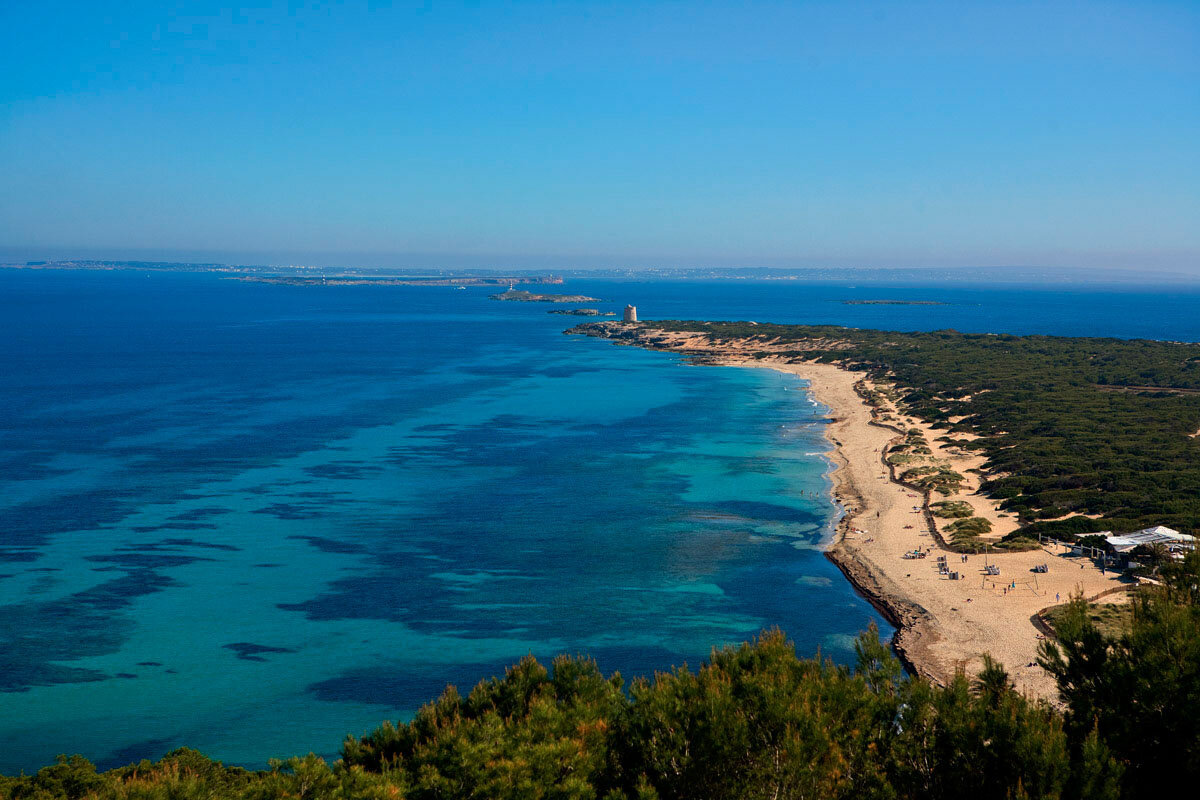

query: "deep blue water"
(2, 270), (1199, 772)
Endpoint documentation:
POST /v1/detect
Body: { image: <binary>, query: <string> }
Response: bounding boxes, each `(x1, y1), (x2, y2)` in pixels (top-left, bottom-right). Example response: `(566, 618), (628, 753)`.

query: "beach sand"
(580, 324), (1127, 700)
(745, 358), (1124, 699)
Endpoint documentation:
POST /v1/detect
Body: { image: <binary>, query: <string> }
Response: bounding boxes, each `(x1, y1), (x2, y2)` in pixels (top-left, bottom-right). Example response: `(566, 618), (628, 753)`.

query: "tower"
(623, 305), (638, 323)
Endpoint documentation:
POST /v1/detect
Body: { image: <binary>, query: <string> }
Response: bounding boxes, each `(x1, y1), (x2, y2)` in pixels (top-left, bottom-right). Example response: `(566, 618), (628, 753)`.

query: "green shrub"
(901, 465), (965, 495)
(946, 517), (993, 536)
(995, 536), (1040, 552)
(932, 501), (974, 519)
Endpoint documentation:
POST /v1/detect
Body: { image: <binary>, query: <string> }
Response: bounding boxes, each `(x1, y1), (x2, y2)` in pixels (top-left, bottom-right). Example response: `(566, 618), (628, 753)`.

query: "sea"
(3, 270), (1200, 773)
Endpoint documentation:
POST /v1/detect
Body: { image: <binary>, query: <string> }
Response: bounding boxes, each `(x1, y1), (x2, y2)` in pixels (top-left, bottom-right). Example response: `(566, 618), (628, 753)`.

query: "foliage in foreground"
(3, 553), (1197, 800)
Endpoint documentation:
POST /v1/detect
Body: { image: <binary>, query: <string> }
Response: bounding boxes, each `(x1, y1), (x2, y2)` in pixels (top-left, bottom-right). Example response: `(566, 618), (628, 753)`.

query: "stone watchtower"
(623, 305), (638, 323)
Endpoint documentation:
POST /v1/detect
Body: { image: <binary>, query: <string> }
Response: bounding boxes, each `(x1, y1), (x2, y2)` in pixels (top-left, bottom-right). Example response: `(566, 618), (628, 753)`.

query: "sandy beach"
(754, 358), (1126, 699)
(585, 324), (1129, 700)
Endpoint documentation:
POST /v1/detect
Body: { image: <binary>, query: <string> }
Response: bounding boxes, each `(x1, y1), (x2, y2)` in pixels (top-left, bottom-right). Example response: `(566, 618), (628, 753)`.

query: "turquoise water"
(7, 270), (1200, 771)
(0, 271), (883, 771)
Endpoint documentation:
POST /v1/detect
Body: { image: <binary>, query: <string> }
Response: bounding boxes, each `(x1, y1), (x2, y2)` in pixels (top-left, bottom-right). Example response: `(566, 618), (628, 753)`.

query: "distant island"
(2, 260), (566, 287)
(548, 308), (616, 316)
(234, 275), (560, 287)
(490, 289), (600, 303)
(843, 299), (947, 305)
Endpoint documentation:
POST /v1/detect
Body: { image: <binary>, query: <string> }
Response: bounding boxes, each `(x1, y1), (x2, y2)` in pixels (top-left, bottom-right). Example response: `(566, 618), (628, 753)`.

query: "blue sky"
(1, 1), (1197, 269)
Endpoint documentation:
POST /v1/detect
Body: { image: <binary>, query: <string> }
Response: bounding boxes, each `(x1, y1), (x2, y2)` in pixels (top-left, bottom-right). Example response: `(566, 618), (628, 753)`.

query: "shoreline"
(722, 355), (1108, 698)
(574, 323), (1130, 700)
(724, 358), (945, 684)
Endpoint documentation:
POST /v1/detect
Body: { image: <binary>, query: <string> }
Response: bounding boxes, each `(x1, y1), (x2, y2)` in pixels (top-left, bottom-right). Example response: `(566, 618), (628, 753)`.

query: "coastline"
(725, 358), (945, 684)
(575, 323), (1129, 700)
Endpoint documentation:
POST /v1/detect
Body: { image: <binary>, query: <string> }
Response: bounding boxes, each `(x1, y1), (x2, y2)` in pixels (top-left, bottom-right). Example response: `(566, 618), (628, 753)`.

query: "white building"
(1104, 526), (1195, 553)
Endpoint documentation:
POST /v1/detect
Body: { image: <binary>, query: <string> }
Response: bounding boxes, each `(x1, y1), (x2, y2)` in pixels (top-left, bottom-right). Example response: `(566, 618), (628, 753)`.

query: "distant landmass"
(552, 265), (1200, 285)
(4, 259), (1197, 287)
(232, 275), (560, 287)
(490, 289), (600, 303)
(548, 308), (616, 316)
(1, 260), (563, 286)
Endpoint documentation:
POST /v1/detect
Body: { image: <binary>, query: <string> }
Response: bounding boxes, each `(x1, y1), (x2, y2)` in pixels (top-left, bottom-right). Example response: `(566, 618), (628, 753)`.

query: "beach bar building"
(1103, 526), (1195, 554)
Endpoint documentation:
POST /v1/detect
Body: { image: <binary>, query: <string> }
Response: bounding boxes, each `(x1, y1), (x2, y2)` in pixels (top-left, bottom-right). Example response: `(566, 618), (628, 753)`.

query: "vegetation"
(898, 464), (964, 495)
(1038, 551), (1200, 799)
(547, 309), (616, 316)
(1043, 599), (1133, 639)
(932, 500), (974, 519)
(994, 536), (1042, 552)
(3, 554), (1196, 799)
(623, 321), (1200, 536)
(1077, 534), (1113, 553)
(940, 515), (996, 551)
(490, 290), (599, 302)
(945, 517), (993, 536)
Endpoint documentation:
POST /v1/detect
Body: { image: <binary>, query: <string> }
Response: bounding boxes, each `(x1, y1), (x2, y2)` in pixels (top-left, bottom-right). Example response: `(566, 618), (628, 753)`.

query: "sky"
(1, 0), (1198, 270)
